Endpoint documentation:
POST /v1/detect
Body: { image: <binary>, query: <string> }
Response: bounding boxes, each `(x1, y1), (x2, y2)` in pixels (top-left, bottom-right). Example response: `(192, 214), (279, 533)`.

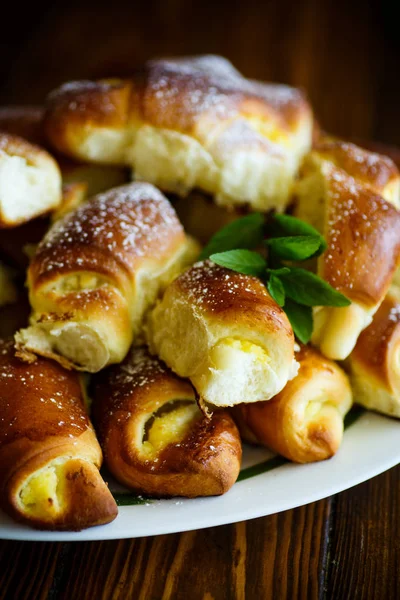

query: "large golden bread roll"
(348, 286), (400, 417)
(0, 133), (62, 228)
(234, 345), (352, 463)
(92, 347), (241, 497)
(0, 106), (128, 197)
(147, 261), (297, 407)
(44, 55), (313, 212)
(294, 140), (400, 360)
(0, 338), (117, 530)
(15, 182), (197, 372)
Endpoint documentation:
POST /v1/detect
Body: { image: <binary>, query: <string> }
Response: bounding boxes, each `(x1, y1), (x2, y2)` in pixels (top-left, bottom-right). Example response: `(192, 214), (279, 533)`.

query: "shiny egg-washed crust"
(0, 105), (128, 197)
(349, 286), (400, 417)
(92, 347), (241, 497)
(294, 140), (400, 360)
(0, 133), (62, 228)
(315, 139), (400, 204)
(0, 339), (117, 530)
(233, 345), (353, 463)
(16, 182), (197, 372)
(147, 261), (297, 407)
(43, 55), (313, 211)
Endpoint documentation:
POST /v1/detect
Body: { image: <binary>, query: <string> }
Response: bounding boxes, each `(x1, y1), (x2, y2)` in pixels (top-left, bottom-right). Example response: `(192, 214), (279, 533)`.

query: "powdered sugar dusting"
(34, 182), (183, 278)
(177, 260), (272, 313)
(322, 164), (400, 302)
(145, 55), (306, 129)
(0, 339), (88, 445)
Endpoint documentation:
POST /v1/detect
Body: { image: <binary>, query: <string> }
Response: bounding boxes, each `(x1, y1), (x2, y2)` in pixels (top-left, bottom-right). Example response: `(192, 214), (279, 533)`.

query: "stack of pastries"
(1, 55), (400, 532)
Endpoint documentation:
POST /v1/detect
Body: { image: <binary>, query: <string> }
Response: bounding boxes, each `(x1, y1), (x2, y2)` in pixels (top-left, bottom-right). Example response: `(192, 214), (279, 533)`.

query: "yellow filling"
(19, 462), (66, 519)
(141, 402), (200, 459)
(210, 338), (269, 369)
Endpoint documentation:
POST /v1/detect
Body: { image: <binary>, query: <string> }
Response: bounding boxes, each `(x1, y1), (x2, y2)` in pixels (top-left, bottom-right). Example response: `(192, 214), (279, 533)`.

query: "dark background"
(0, 0), (399, 144)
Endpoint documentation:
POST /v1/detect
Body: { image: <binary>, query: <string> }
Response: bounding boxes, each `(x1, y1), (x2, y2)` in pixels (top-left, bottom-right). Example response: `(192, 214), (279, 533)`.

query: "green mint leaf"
(266, 267), (290, 276)
(267, 275), (285, 306)
(210, 249), (267, 276)
(279, 267), (351, 307)
(284, 299), (313, 344)
(269, 214), (327, 253)
(266, 236), (323, 261)
(199, 213), (265, 260)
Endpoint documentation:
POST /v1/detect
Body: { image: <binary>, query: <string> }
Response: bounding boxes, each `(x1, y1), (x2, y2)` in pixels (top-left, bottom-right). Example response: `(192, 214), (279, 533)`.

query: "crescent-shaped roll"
(0, 133), (62, 228)
(0, 106), (128, 197)
(233, 345), (353, 463)
(294, 139), (400, 360)
(15, 182), (198, 372)
(146, 260), (298, 407)
(92, 347), (242, 497)
(0, 338), (117, 530)
(348, 286), (400, 417)
(43, 55), (313, 212)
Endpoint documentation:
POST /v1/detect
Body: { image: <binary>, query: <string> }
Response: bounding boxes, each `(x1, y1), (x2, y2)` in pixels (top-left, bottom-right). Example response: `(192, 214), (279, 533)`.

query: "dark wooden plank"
(326, 465), (400, 600)
(4, 500), (325, 599)
(0, 540), (63, 600)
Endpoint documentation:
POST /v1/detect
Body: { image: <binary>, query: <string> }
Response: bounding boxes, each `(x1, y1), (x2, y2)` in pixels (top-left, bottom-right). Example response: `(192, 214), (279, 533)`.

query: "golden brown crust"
(0, 338), (117, 530)
(320, 172), (400, 306)
(233, 346), (352, 463)
(92, 347), (242, 497)
(44, 57), (310, 157)
(350, 287), (400, 393)
(30, 182), (185, 290)
(315, 139), (399, 198)
(176, 260), (293, 337)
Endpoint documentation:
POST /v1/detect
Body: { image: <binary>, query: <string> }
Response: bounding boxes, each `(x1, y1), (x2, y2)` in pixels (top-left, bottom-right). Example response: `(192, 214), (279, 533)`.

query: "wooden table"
(1, 1), (399, 597)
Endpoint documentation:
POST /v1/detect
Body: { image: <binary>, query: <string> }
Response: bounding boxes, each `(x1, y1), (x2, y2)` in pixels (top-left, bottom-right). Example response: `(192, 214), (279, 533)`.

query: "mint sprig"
(201, 212), (350, 344)
(199, 213), (265, 260)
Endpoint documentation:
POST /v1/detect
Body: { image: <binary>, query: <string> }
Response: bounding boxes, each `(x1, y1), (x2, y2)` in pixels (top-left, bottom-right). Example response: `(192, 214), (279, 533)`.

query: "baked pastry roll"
(147, 261), (297, 407)
(16, 182), (198, 372)
(0, 338), (117, 530)
(348, 286), (400, 417)
(294, 140), (400, 360)
(234, 345), (352, 463)
(0, 133), (62, 228)
(0, 106), (128, 197)
(43, 55), (313, 212)
(92, 347), (241, 497)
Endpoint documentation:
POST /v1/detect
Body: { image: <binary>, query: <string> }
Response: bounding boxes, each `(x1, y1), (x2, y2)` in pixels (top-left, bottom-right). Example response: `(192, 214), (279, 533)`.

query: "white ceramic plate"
(0, 408), (399, 541)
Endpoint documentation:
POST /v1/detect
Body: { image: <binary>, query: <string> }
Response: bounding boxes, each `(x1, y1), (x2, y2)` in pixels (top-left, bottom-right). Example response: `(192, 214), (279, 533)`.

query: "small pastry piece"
(0, 133), (62, 228)
(348, 286), (400, 418)
(92, 347), (241, 497)
(16, 182), (198, 372)
(234, 345), (353, 463)
(147, 260), (297, 407)
(294, 140), (400, 360)
(0, 261), (17, 307)
(0, 338), (117, 530)
(44, 55), (313, 212)
(0, 106), (128, 197)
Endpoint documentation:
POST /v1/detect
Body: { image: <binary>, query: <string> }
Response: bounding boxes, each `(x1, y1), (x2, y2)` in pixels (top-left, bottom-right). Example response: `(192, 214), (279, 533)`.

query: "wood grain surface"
(0, 0), (399, 598)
